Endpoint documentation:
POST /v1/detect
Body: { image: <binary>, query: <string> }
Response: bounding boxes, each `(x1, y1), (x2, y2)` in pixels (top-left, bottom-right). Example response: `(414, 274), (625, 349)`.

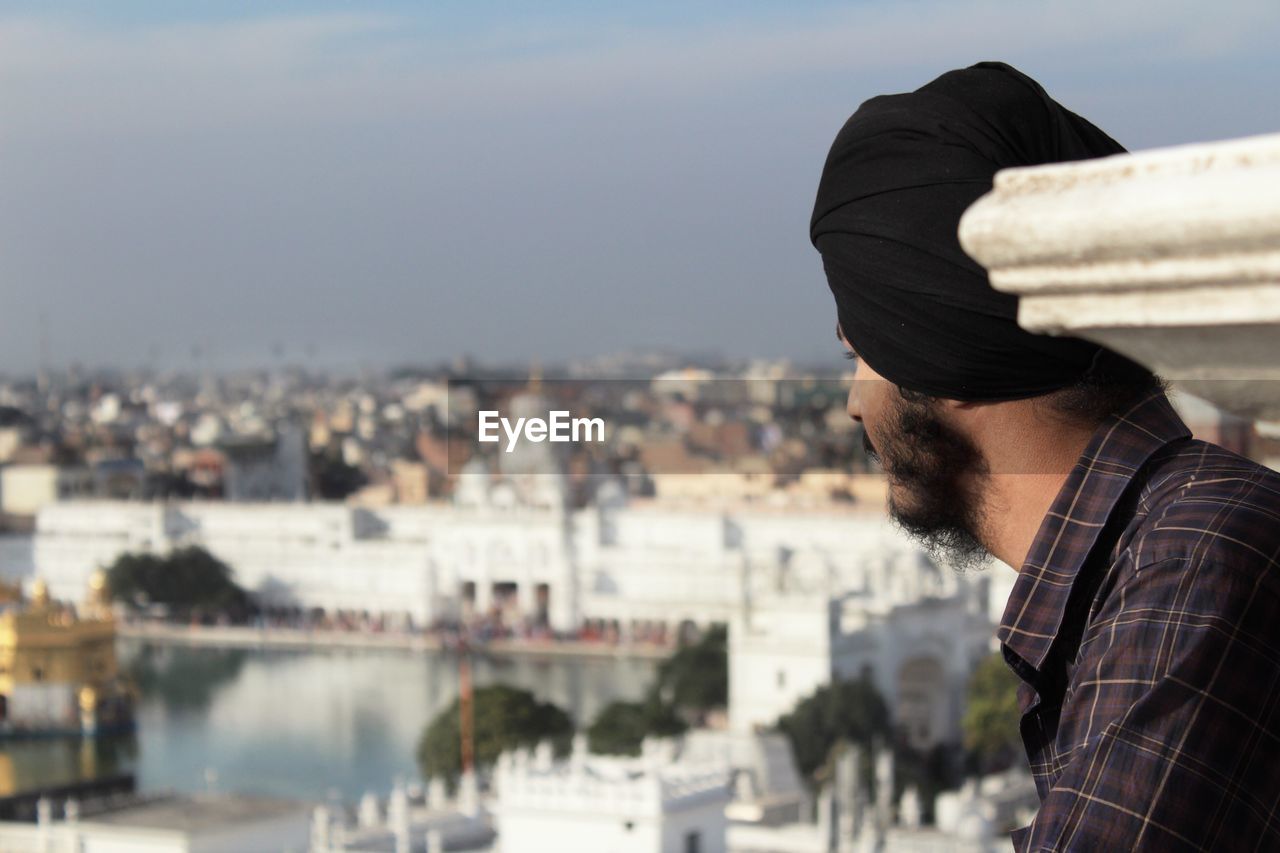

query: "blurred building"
(0, 793), (312, 853)
(729, 560), (992, 749)
(219, 424), (308, 502)
(493, 737), (731, 853)
(390, 460), (430, 505)
(1168, 390), (1256, 458)
(89, 458), (146, 501)
(681, 730), (809, 826)
(0, 575), (132, 737)
(0, 409), (33, 464)
(32, 492), (1002, 743)
(0, 465), (93, 532)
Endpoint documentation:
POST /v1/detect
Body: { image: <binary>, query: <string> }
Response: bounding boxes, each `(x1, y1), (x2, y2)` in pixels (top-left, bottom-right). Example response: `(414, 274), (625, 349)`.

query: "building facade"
(0, 576), (132, 737)
(493, 738), (732, 853)
(33, 492), (1007, 747)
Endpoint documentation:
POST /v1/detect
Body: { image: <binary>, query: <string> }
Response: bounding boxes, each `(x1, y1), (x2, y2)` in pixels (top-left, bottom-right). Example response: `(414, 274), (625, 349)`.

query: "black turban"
(810, 61), (1147, 401)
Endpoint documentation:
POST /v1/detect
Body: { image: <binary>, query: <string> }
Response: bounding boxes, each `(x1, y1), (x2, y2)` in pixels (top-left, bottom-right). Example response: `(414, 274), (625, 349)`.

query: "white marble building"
(728, 557), (996, 747)
(493, 737), (732, 853)
(220, 423), (309, 502)
(33, 492), (1007, 750)
(34, 495), (999, 635)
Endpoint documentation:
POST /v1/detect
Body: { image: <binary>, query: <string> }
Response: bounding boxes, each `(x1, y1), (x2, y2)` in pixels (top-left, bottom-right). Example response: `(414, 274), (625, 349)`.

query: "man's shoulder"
(1120, 438), (1280, 576)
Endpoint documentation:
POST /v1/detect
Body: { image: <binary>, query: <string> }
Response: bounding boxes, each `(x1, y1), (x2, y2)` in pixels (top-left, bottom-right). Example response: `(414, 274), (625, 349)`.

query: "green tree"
(106, 546), (250, 617)
(586, 697), (688, 756)
(962, 652), (1022, 773)
(585, 626), (726, 756)
(776, 676), (891, 785)
(654, 624), (727, 717)
(417, 685), (573, 789)
(892, 741), (963, 824)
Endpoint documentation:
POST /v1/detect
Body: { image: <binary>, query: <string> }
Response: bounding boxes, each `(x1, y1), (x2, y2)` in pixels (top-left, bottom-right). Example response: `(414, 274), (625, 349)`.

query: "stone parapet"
(959, 132), (1280, 421)
(493, 743), (731, 817)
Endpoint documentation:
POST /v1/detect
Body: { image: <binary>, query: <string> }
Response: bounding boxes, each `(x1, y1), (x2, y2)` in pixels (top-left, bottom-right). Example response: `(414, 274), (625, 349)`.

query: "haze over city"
(3, 0), (1279, 372)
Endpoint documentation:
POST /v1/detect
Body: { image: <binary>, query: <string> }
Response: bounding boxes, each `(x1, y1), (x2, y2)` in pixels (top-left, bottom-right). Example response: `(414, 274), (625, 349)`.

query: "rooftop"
(84, 793), (308, 835)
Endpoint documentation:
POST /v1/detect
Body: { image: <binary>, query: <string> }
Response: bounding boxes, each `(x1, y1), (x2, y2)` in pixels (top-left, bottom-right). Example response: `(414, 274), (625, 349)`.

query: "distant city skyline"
(3, 1), (1279, 372)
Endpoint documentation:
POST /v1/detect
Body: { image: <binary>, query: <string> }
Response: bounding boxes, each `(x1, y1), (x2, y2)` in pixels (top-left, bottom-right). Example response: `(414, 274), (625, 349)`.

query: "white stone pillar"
(311, 805), (332, 852)
(458, 769), (480, 817)
(836, 743), (861, 850)
(427, 777), (448, 811)
(36, 797), (51, 853)
(473, 579), (492, 618)
(517, 580), (538, 624)
(874, 746), (893, 830)
(420, 558), (438, 627)
(357, 792), (380, 828)
(389, 781), (411, 853)
(817, 786), (836, 852)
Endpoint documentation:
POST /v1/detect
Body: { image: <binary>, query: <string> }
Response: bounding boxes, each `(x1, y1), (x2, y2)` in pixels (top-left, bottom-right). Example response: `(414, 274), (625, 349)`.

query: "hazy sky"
(3, 1), (1279, 372)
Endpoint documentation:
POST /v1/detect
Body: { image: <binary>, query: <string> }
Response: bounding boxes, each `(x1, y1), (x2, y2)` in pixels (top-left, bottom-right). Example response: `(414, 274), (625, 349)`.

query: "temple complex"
(0, 574), (132, 737)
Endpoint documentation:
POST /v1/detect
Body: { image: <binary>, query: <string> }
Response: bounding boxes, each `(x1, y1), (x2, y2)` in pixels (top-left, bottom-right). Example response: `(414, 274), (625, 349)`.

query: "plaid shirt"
(999, 392), (1280, 851)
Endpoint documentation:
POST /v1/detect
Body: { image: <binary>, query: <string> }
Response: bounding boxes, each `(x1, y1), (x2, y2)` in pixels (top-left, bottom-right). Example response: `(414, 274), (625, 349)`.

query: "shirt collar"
(997, 392), (1191, 670)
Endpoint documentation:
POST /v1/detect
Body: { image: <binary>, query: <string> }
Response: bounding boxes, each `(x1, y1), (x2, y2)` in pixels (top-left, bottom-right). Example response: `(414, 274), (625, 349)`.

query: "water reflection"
(111, 639), (654, 801)
(0, 735), (137, 798)
(124, 643), (250, 710)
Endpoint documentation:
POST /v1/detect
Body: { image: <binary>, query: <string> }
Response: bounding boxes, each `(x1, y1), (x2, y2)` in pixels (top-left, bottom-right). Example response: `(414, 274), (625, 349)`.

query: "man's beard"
(862, 394), (992, 572)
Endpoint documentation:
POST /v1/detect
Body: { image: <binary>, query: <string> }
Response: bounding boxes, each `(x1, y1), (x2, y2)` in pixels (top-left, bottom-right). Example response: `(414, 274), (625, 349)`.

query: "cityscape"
(0, 350), (1268, 851)
(0, 354), (1035, 851)
(2, 2), (1279, 851)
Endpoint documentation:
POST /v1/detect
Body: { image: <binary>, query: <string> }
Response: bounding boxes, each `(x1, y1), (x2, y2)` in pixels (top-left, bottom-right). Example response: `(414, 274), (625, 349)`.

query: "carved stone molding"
(958, 132), (1280, 421)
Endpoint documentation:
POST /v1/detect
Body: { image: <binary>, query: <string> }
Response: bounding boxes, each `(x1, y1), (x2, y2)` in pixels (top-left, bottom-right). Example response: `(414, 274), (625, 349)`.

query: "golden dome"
(30, 579), (50, 608)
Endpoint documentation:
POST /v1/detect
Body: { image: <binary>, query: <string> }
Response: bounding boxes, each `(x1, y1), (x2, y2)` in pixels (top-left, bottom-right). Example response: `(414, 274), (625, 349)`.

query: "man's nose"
(846, 384), (863, 424)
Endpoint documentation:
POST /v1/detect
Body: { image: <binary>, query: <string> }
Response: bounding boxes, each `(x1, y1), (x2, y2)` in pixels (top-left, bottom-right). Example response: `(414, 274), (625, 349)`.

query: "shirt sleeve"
(1016, 556), (1280, 852)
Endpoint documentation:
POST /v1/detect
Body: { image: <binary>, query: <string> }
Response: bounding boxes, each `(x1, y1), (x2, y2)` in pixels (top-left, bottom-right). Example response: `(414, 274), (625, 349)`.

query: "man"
(810, 61), (1280, 851)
